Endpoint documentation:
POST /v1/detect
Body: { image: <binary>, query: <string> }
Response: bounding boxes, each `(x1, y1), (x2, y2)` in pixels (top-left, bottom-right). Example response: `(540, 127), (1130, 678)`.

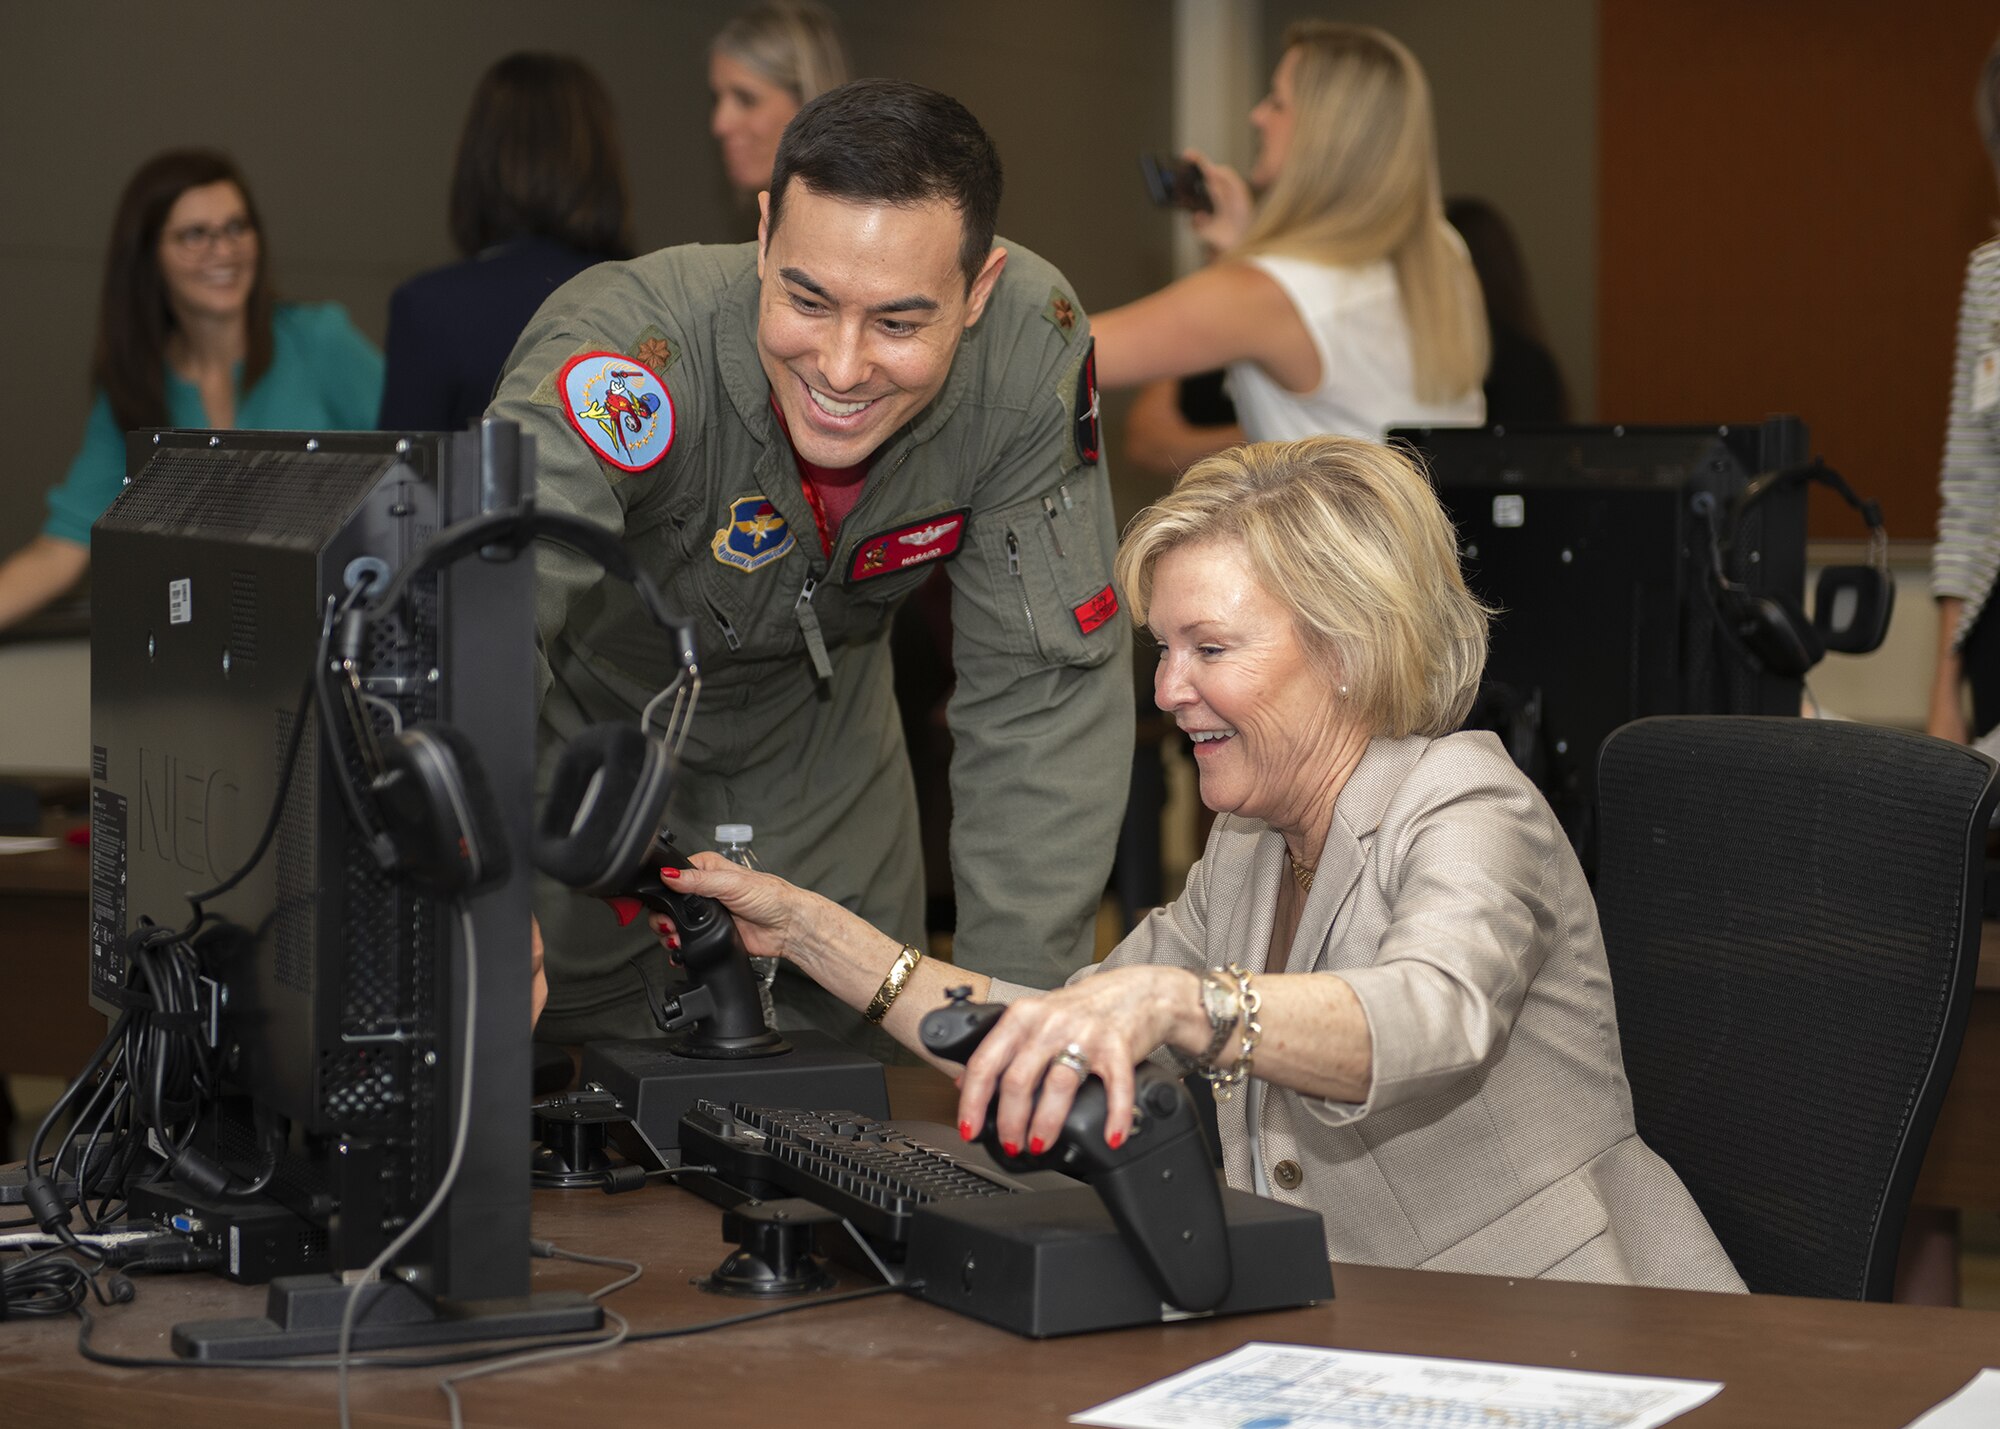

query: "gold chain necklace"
(1287, 850), (1316, 895)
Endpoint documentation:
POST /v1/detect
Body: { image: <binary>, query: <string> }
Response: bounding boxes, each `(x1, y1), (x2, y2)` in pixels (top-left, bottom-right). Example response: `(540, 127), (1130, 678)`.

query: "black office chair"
(1594, 715), (1998, 1300)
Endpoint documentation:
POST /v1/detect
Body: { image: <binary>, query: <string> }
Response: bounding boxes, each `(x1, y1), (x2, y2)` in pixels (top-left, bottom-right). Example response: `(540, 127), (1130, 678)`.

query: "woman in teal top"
(0, 149), (382, 630)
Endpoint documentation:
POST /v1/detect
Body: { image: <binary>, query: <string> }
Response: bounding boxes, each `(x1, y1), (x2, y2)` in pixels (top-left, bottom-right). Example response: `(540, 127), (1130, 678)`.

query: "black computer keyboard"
(677, 1100), (1028, 1247)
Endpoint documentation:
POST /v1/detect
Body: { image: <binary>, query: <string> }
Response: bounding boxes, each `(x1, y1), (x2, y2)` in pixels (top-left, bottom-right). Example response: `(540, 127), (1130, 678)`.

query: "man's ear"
(756, 190), (772, 279)
(962, 246), (1009, 329)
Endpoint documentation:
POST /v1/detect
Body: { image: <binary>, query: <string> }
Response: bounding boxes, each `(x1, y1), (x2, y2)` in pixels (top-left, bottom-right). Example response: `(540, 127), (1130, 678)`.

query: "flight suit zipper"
(1006, 530), (1037, 645)
(704, 597), (743, 652)
(794, 573), (834, 682)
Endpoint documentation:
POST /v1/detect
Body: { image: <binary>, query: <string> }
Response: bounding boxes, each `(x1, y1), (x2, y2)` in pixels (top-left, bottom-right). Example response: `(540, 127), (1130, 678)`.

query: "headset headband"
(354, 502), (698, 674)
(1738, 461), (1886, 543)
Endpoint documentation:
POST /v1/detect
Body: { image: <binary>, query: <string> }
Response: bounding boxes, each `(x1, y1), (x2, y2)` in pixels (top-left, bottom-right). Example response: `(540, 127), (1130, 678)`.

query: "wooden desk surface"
(4, 1069), (2000, 1428)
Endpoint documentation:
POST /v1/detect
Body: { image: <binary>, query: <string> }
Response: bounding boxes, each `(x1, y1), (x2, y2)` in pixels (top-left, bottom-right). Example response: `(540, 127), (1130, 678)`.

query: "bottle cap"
(715, 823), (754, 845)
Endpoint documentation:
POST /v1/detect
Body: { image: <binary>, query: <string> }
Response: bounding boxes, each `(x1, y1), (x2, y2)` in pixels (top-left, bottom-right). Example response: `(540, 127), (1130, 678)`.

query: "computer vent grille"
(229, 570), (258, 666)
(272, 709), (314, 995)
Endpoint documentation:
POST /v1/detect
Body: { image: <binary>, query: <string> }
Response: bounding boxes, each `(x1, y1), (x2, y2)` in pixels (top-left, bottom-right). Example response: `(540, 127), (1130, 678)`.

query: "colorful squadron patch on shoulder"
(711, 495), (796, 572)
(847, 508), (970, 583)
(559, 350), (675, 474)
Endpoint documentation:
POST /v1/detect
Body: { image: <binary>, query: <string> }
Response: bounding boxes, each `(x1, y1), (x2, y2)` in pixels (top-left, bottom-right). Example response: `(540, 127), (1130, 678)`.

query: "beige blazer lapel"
(1293, 735), (1431, 975)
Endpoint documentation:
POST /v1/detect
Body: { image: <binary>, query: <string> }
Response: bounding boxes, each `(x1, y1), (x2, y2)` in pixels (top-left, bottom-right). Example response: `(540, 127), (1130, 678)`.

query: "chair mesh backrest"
(1595, 716), (1996, 1300)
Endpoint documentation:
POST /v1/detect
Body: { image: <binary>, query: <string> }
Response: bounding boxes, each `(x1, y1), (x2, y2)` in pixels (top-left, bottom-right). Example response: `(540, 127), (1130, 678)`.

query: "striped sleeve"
(1934, 240), (2000, 645)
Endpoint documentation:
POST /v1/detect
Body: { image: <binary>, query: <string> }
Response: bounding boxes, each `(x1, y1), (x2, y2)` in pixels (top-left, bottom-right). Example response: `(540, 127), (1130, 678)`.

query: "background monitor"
(1392, 417), (1810, 858)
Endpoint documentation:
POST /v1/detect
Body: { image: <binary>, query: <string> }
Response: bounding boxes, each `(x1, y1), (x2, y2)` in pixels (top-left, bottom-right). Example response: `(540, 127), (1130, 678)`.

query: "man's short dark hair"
(768, 79), (1003, 289)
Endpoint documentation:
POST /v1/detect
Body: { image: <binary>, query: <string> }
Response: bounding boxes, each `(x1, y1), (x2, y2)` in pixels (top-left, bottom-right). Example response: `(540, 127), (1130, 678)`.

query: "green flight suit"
(489, 241), (1133, 1049)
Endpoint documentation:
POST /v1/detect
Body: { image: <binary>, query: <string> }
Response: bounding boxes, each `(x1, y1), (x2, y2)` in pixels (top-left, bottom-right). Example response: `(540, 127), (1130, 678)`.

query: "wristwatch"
(1196, 969), (1241, 1067)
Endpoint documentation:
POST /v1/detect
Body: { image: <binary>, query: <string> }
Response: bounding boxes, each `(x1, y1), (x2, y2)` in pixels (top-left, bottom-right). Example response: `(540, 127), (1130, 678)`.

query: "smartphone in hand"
(1138, 152), (1213, 214)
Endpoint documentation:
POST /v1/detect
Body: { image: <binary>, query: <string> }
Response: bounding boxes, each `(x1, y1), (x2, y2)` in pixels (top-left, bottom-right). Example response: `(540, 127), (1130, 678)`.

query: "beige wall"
(0, 0), (1174, 553)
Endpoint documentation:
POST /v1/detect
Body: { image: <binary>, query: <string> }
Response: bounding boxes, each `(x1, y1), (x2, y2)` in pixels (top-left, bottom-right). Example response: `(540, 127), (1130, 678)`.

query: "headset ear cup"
(372, 723), (510, 894)
(534, 722), (673, 895)
(1812, 564), (1894, 654)
(1722, 587), (1822, 678)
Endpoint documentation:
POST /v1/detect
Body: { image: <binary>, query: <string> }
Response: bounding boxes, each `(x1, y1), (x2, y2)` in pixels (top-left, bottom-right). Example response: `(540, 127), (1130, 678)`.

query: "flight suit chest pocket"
(975, 481), (1121, 669)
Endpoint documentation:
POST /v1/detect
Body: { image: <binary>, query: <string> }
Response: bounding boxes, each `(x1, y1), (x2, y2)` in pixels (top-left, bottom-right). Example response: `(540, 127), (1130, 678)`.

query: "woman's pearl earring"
(1338, 683), (1350, 699)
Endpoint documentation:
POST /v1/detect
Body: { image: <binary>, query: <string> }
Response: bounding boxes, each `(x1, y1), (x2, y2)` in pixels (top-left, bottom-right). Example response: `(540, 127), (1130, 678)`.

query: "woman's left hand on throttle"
(956, 965), (1196, 1156)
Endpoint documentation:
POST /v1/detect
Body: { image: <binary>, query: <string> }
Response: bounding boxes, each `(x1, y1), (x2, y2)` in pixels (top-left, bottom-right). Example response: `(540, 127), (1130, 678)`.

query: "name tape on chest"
(559, 350), (675, 473)
(847, 509), (971, 582)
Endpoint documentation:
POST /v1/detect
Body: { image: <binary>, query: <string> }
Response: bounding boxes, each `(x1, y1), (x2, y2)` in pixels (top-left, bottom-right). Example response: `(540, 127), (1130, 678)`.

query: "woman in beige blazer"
(659, 434), (1743, 1293)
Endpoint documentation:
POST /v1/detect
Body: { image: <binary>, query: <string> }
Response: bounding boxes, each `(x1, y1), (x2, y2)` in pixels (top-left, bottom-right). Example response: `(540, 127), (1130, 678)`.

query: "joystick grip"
(607, 835), (782, 1056)
(1075, 1075), (1232, 1311)
(918, 994), (1006, 1065)
(916, 998), (1233, 1311)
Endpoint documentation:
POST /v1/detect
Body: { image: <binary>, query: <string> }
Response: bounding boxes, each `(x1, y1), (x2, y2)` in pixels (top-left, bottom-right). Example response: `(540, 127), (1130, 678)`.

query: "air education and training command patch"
(559, 350), (675, 474)
(712, 495), (796, 572)
(847, 509), (970, 583)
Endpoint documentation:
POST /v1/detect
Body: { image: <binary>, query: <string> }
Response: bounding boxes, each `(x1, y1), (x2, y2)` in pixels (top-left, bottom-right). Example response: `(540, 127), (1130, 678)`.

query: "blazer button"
(1272, 1159), (1303, 1191)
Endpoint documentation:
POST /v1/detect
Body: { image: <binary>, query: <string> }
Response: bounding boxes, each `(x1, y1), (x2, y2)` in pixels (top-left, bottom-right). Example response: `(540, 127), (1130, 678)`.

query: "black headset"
(1691, 461), (1893, 679)
(325, 503), (697, 898)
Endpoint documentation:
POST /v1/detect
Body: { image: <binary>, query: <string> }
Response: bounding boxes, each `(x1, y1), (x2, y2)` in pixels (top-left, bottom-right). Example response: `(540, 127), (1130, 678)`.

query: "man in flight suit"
(492, 80), (1132, 1049)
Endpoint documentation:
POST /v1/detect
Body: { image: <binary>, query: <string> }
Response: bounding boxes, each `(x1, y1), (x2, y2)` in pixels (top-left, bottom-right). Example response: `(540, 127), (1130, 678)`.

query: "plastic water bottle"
(716, 824), (776, 1026)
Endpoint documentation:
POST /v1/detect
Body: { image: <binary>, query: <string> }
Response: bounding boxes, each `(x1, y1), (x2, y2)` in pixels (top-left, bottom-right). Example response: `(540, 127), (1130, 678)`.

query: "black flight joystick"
(918, 988), (1234, 1312)
(605, 834), (787, 1059)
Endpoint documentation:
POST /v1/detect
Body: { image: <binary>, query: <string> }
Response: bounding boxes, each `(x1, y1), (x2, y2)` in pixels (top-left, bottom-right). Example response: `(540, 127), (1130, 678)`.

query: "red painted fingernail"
(1107, 1130), (1124, 1150)
(958, 1120), (974, 1141)
(1028, 1137), (1046, 1155)
(661, 866), (681, 880)
(668, 934), (681, 950)
(1001, 1142), (1019, 1157)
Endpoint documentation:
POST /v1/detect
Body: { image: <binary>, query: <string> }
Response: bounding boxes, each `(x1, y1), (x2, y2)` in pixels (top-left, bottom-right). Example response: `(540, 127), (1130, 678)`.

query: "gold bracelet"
(863, 944), (924, 1025)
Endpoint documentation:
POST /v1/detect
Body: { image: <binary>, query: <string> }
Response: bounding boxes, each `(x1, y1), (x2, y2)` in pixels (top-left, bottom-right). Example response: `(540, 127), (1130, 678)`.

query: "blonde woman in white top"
(1101, 23), (1487, 466)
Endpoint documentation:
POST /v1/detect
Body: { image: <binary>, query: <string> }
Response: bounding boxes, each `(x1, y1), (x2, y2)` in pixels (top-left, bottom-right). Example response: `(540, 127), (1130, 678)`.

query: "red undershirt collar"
(770, 394), (873, 558)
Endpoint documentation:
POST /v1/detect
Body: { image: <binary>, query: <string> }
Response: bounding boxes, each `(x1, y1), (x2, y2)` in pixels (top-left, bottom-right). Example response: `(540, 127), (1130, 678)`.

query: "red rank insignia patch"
(847, 508), (971, 582)
(1073, 583), (1119, 635)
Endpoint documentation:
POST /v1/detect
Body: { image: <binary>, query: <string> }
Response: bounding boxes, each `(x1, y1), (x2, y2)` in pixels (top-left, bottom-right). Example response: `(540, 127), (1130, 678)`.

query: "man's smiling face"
(755, 182), (1006, 468)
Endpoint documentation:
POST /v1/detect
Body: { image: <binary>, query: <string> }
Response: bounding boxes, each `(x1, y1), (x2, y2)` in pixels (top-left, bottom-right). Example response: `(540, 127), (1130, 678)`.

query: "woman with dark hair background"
(1443, 197), (1569, 425)
(0, 148), (381, 632)
(377, 52), (634, 431)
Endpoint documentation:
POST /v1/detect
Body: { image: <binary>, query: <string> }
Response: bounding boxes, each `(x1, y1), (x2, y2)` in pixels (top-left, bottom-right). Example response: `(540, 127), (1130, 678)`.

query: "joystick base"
(579, 1029), (888, 1160)
(904, 1184), (1331, 1338)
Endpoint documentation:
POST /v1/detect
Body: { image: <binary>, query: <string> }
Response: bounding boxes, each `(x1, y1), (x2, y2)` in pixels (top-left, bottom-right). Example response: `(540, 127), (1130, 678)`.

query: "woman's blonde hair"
(1237, 22), (1487, 405)
(712, 0), (849, 106)
(1115, 437), (1490, 740)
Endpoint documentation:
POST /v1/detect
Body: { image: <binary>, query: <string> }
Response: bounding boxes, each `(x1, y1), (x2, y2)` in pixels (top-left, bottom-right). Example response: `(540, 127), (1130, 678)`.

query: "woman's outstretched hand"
(954, 964), (1203, 1156)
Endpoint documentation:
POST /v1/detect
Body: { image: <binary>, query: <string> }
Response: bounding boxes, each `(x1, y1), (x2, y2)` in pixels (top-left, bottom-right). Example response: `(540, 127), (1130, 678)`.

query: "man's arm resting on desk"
(0, 537), (88, 633)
